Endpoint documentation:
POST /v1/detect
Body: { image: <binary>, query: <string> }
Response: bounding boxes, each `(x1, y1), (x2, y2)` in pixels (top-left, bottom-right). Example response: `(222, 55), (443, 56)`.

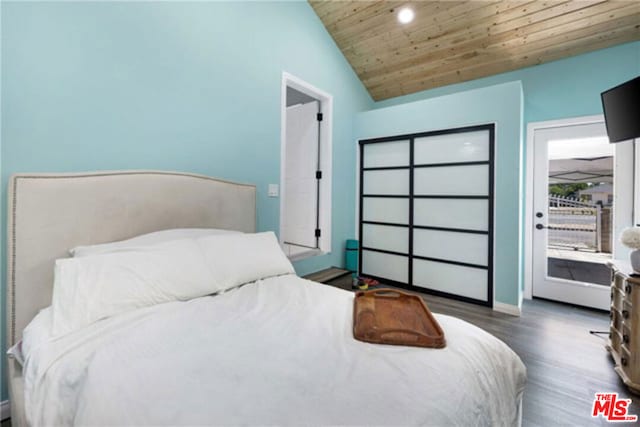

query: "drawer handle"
(622, 310), (629, 319)
(621, 357), (628, 367)
(625, 284), (632, 294)
(623, 334), (630, 344)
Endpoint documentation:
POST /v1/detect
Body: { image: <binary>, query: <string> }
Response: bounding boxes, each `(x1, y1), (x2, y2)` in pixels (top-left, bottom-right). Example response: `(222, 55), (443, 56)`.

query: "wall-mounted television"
(601, 76), (640, 143)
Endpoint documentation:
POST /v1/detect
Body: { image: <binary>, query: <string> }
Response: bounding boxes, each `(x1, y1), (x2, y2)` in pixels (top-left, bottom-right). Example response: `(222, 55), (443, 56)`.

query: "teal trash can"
(345, 239), (359, 273)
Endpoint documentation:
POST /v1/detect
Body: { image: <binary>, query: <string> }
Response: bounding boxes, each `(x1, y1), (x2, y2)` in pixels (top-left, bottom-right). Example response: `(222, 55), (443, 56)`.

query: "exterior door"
(532, 120), (633, 310)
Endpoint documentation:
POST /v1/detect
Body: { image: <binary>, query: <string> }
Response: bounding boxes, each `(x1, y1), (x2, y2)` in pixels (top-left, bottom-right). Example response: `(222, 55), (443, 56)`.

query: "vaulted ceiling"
(309, 1), (640, 101)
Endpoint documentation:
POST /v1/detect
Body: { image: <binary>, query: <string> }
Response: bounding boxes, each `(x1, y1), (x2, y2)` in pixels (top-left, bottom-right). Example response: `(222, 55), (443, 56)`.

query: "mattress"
(22, 274), (526, 426)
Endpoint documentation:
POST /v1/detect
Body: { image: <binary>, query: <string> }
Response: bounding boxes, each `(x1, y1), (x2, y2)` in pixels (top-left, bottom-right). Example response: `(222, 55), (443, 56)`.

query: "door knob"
(535, 224), (546, 230)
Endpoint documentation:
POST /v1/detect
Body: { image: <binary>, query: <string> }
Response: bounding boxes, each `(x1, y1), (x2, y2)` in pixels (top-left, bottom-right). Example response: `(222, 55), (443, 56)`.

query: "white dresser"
(607, 260), (640, 395)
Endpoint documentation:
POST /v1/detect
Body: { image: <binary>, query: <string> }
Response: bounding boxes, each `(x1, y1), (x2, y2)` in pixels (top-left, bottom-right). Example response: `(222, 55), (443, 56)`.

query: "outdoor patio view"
(546, 136), (613, 286)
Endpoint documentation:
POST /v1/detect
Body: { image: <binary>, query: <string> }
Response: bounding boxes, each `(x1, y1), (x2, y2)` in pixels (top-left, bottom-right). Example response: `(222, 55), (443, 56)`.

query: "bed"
(6, 171), (526, 426)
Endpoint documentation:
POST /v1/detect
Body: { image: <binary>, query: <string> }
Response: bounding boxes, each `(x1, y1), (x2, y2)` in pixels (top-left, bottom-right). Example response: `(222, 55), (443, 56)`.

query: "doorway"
(527, 117), (634, 310)
(280, 72), (332, 260)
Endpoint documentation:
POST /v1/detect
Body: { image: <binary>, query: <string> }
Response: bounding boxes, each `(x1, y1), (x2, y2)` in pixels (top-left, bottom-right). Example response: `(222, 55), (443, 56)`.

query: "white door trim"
(524, 115), (606, 300)
(280, 72), (333, 257)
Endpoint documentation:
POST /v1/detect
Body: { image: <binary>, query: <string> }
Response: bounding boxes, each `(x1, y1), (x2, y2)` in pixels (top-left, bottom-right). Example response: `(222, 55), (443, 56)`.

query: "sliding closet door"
(359, 139), (411, 283)
(359, 125), (494, 306)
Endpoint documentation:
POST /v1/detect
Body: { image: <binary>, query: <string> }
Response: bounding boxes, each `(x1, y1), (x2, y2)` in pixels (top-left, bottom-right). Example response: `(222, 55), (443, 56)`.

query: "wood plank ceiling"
(309, 1), (640, 101)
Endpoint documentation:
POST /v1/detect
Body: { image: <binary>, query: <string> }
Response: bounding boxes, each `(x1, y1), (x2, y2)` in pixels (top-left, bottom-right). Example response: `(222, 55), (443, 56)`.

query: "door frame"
(280, 72), (333, 258)
(524, 114), (634, 300)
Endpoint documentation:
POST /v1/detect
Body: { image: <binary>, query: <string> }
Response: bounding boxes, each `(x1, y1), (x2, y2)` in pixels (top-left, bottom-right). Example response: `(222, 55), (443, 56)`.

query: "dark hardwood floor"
(326, 274), (639, 426)
(425, 295), (638, 426)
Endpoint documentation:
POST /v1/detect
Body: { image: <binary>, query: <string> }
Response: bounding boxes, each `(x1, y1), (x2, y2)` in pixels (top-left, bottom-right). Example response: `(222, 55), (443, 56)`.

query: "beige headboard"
(6, 170), (256, 346)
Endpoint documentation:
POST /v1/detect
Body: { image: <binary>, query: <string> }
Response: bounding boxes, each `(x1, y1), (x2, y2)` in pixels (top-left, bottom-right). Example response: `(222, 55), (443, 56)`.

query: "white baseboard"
(493, 301), (521, 317)
(1, 400), (10, 421)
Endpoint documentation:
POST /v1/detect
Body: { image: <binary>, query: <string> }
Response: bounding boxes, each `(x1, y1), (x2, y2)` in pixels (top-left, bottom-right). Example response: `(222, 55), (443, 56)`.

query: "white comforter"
(24, 275), (526, 426)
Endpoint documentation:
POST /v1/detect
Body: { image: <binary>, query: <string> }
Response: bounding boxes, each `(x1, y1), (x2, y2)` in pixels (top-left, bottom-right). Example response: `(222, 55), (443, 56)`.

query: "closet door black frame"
(358, 124), (495, 307)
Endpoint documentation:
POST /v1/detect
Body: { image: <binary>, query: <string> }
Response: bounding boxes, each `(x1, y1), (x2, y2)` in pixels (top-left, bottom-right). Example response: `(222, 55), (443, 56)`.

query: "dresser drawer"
(611, 328), (622, 354)
(611, 307), (622, 331)
(623, 280), (638, 303)
(621, 342), (640, 381)
(612, 287), (624, 310)
(620, 345), (632, 370)
(622, 299), (633, 323)
(622, 323), (633, 349)
(607, 261), (640, 394)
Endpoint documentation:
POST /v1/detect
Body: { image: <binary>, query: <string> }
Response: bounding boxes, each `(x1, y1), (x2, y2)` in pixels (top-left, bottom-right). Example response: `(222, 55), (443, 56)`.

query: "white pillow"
(70, 228), (241, 257)
(6, 307), (54, 367)
(6, 342), (24, 366)
(52, 238), (217, 337)
(23, 307), (54, 362)
(196, 231), (295, 291)
(52, 232), (295, 336)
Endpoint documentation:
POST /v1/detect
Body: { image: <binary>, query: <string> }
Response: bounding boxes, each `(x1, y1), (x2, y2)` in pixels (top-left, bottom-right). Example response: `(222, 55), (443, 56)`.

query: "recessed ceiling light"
(397, 7), (414, 24)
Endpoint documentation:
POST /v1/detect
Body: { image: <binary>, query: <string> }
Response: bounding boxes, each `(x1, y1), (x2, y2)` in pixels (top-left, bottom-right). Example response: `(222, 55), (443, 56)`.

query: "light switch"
(268, 184), (279, 197)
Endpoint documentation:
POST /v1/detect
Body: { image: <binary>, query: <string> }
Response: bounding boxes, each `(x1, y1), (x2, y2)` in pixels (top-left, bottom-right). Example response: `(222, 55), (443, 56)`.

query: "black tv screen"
(601, 76), (640, 143)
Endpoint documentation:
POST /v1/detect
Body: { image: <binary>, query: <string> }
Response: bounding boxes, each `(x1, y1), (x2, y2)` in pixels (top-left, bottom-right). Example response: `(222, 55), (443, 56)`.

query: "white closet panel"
(363, 224), (408, 254)
(413, 199), (488, 231)
(414, 130), (489, 164)
(413, 259), (488, 301)
(363, 169), (409, 195)
(363, 198), (409, 224)
(413, 229), (488, 266)
(362, 250), (408, 283)
(363, 140), (410, 168)
(414, 165), (488, 196)
(359, 124), (493, 306)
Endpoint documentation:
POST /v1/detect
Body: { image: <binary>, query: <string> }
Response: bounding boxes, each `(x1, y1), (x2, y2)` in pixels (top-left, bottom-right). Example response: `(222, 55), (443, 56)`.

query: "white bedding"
(23, 275), (526, 426)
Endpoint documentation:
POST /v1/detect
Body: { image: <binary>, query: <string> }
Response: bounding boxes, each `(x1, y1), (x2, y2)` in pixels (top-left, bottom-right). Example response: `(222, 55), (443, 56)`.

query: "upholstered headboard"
(6, 171), (256, 346)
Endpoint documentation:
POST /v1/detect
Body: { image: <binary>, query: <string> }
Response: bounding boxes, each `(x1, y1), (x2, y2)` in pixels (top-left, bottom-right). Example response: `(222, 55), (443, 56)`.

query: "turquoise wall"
(355, 81), (524, 308)
(0, 1), (372, 402)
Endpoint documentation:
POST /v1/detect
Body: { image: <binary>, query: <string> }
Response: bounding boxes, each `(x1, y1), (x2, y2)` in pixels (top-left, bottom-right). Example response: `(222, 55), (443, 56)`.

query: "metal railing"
(548, 194), (601, 251)
(548, 195), (594, 208)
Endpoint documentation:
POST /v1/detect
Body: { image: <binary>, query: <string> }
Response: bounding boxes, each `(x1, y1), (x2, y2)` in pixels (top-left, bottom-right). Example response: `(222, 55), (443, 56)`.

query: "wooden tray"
(353, 289), (446, 348)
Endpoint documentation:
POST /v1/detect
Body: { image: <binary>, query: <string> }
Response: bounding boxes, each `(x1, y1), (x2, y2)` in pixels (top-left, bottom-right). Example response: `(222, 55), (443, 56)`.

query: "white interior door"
(282, 101), (319, 249)
(532, 120), (633, 310)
